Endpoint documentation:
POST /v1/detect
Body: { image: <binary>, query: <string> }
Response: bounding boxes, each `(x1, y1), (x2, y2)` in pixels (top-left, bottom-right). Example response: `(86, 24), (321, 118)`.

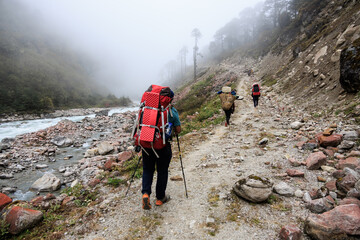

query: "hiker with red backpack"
(251, 83), (261, 107)
(218, 86), (237, 127)
(131, 85), (181, 210)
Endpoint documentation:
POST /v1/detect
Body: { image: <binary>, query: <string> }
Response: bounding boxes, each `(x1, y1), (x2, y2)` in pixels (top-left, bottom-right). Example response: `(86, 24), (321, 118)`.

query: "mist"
(19, 0), (261, 100)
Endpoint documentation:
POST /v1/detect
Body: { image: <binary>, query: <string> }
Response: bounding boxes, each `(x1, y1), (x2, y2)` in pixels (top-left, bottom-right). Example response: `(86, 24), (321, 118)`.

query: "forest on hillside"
(0, 0), (131, 114)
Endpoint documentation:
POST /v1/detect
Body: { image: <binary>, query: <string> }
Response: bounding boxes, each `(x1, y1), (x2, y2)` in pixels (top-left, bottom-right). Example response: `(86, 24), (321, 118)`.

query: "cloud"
(19, 0), (260, 99)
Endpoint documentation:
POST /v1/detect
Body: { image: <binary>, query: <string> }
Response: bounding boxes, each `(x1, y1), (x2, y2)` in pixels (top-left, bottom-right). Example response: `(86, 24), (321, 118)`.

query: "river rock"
(233, 175), (273, 203)
(50, 136), (74, 147)
(0, 193), (12, 211)
(97, 141), (114, 155)
(290, 121), (303, 130)
(305, 204), (360, 239)
(30, 173), (61, 192)
(273, 181), (294, 196)
(4, 205), (43, 235)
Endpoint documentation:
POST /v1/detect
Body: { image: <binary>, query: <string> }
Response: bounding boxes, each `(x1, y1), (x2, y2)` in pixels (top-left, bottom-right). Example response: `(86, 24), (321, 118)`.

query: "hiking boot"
(142, 193), (151, 210)
(155, 195), (170, 206)
(225, 122), (228, 127)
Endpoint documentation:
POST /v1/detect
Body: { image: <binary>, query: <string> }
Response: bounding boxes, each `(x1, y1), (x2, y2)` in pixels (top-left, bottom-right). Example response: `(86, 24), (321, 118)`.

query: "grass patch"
(208, 187), (220, 207)
(262, 74), (277, 87)
(107, 177), (126, 187)
(61, 183), (99, 207)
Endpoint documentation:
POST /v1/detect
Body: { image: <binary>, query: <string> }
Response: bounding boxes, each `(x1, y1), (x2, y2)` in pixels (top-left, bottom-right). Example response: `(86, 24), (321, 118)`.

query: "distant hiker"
(131, 85), (181, 210)
(218, 86), (237, 127)
(251, 83), (261, 107)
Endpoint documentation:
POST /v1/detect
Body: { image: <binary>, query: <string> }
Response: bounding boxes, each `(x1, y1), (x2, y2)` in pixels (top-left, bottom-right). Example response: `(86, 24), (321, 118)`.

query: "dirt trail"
(74, 69), (311, 240)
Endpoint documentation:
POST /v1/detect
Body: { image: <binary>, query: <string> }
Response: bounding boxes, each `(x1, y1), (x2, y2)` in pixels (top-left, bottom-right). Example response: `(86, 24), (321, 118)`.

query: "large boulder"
(233, 175), (273, 203)
(30, 173), (61, 192)
(305, 204), (360, 239)
(339, 39), (360, 93)
(4, 205), (43, 235)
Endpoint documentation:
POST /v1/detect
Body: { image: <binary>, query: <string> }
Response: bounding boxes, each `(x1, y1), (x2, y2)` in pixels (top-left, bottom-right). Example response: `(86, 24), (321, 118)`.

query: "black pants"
(142, 143), (172, 200)
(224, 104), (234, 124)
(253, 96), (259, 107)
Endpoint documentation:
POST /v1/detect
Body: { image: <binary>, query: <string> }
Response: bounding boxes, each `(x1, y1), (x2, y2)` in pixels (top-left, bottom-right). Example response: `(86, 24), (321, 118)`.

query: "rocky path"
(74, 72), (318, 240)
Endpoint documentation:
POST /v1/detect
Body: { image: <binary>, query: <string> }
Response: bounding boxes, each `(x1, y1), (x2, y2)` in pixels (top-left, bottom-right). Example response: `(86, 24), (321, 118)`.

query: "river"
(0, 107), (138, 142)
(0, 106), (138, 201)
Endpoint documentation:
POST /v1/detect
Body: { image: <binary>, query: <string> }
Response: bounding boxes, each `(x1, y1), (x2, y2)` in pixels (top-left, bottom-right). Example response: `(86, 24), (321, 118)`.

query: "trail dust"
(70, 70), (311, 240)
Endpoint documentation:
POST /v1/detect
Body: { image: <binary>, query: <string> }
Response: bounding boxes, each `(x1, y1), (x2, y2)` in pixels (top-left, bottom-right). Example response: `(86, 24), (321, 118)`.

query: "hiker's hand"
(174, 126), (181, 134)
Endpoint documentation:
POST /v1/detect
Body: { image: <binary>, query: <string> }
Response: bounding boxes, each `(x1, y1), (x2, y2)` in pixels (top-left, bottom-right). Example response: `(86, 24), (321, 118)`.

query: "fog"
(19, 0), (261, 99)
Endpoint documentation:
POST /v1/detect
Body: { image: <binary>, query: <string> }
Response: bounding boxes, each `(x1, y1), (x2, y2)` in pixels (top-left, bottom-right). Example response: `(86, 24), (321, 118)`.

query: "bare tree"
(191, 28), (202, 81)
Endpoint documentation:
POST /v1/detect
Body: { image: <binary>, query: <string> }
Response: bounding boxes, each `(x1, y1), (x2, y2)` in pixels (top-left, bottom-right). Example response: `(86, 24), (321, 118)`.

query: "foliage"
(0, 1), (131, 114)
(61, 183), (98, 207)
(107, 177), (125, 187)
(121, 155), (143, 179)
(0, 219), (9, 237)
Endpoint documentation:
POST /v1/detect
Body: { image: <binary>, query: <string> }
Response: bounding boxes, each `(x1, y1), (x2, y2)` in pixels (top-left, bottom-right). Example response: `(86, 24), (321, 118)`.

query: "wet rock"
(279, 224), (302, 240)
(317, 134), (342, 147)
(306, 152), (327, 170)
(30, 173), (61, 192)
(273, 181), (294, 196)
(305, 204), (360, 239)
(50, 136), (74, 147)
(233, 175), (273, 203)
(4, 205), (43, 235)
(97, 141), (114, 155)
(0, 193), (12, 211)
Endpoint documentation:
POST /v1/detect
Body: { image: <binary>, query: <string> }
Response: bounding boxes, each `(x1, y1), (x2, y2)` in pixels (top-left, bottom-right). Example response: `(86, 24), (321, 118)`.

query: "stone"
(288, 158), (301, 167)
(290, 121), (303, 130)
(305, 204), (360, 239)
(259, 138), (269, 145)
(336, 174), (357, 193)
(336, 157), (360, 169)
(0, 193), (12, 211)
(233, 175), (273, 203)
(273, 181), (294, 196)
(331, 49), (342, 62)
(340, 43), (360, 93)
(286, 169), (305, 177)
(348, 151), (360, 157)
(118, 151), (133, 162)
(97, 142), (114, 155)
(104, 159), (115, 171)
(50, 136), (73, 147)
(306, 152), (327, 170)
(323, 128), (335, 136)
(340, 131), (359, 141)
(305, 197), (335, 213)
(35, 164), (48, 169)
(325, 180), (337, 192)
(294, 189), (304, 198)
(314, 46), (328, 64)
(338, 140), (355, 150)
(318, 134), (342, 147)
(0, 173), (14, 179)
(339, 198), (360, 207)
(320, 165), (336, 173)
(279, 224), (302, 240)
(30, 173), (61, 192)
(5, 206), (43, 235)
(85, 148), (99, 158)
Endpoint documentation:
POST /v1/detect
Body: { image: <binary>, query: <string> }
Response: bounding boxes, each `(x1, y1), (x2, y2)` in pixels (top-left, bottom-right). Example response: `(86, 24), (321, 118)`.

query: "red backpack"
(131, 85), (172, 156)
(252, 84), (261, 96)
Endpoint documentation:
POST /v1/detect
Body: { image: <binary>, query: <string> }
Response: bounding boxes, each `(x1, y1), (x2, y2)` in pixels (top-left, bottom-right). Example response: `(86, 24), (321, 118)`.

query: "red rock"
(339, 198), (360, 208)
(296, 141), (306, 149)
(30, 196), (44, 207)
(306, 152), (327, 170)
(323, 128), (335, 136)
(305, 204), (360, 238)
(348, 151), (360, 157)
(5, 206), (43, 235)
(104, 159), (114, 171)
(88, 178), (101, 188)
(286, 169), (305, 177)
(61, 196), (74, 206)
(118, 151), (133, 162)
(279, 224), (302, 240)
(44, 193), (56, 200)
(336, 157), (360, 169)
(0, 193), (12, 211)
(317, 134), (342, 147)
(336, 174), (357, 193)
(323, 149), (335, 157)
(325, 180), (337, 191)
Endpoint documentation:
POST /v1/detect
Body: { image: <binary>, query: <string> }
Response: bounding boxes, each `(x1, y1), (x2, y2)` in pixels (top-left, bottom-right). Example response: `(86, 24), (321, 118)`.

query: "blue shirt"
(168, 107), (181, 126)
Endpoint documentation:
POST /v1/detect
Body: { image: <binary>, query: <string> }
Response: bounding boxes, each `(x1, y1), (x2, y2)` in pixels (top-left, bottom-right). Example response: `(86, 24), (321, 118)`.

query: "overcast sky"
(20, 0), (261, 99)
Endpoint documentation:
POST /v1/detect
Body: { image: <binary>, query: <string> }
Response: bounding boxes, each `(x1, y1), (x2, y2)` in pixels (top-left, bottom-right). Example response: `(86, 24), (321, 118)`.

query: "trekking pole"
(125, 155), (142, 197)
(176, 134), (188, 198)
